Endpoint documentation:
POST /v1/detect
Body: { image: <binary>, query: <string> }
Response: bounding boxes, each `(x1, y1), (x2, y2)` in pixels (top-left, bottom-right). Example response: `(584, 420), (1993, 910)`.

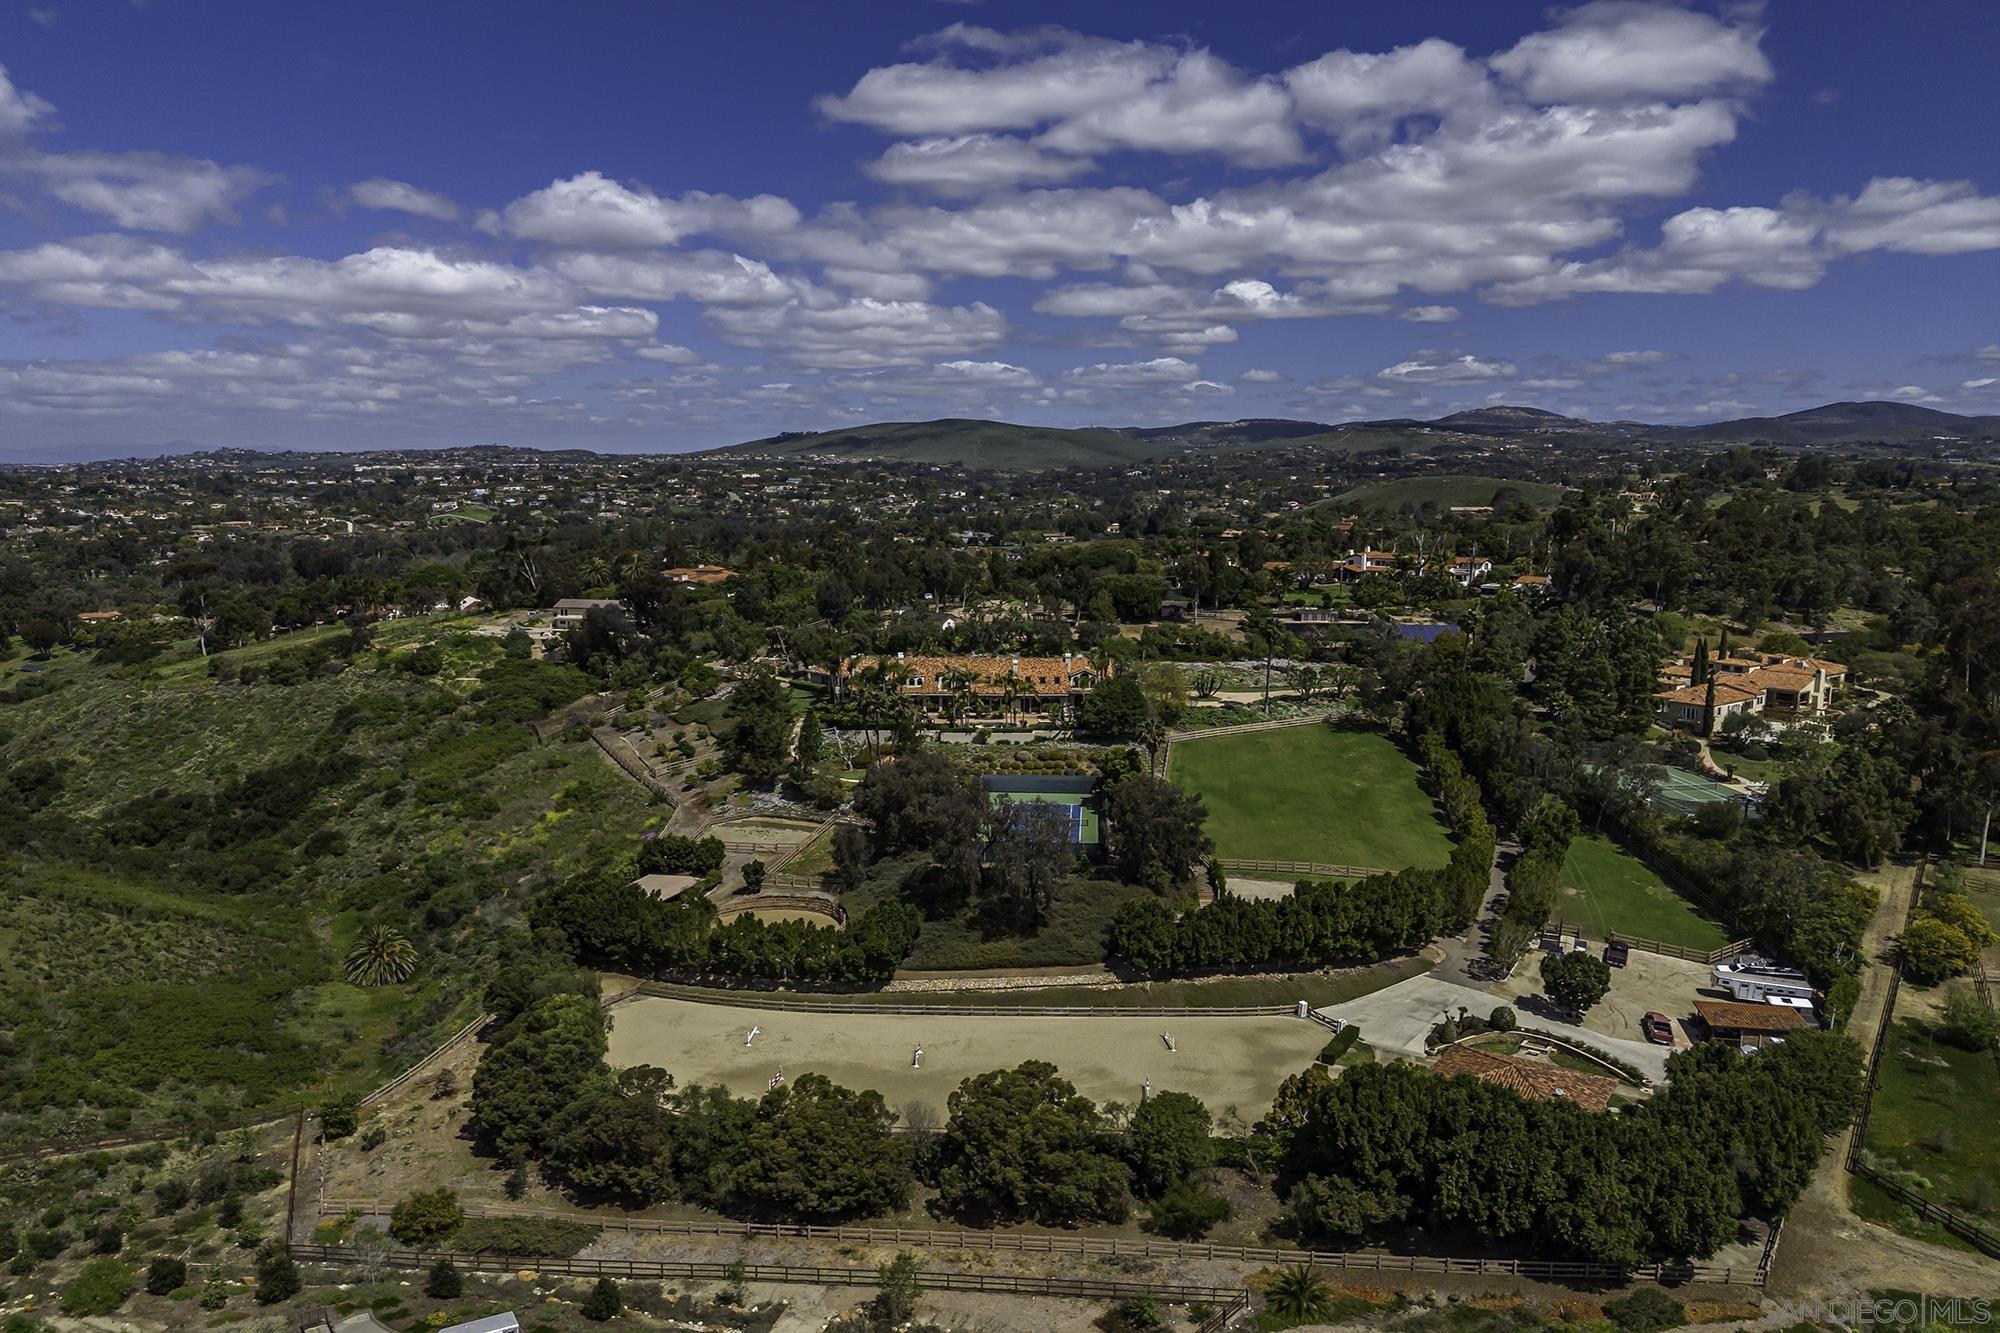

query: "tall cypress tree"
(1691, 637), (1709, 686)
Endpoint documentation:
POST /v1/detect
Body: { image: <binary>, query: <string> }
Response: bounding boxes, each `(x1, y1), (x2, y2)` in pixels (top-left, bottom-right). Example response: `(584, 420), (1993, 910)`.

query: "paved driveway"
(1316, 973), (1673, 1082)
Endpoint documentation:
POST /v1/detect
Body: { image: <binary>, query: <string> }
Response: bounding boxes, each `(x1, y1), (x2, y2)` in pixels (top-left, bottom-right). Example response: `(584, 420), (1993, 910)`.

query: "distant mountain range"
(10, 400), (1997, 469)
(708, 400), (2000, 469)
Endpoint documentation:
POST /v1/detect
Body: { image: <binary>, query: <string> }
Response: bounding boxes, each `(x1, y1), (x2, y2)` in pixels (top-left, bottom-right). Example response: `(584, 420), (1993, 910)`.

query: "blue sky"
(1, 0), (1997, 457)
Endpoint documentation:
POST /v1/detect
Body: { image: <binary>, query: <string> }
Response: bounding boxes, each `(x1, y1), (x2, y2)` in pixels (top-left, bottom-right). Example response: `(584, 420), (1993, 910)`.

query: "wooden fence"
(313, 1201), (1768, 1287)
(1840, 858), (2000, 1258)
(360, 1012), (489, 1106)
(290, 1241), (1252, 1307)
(590, 725), (680, 806)
(1219, 856), (1393, 881)
(619, 980), (1301, 1019)
(1602, 931), (1754, 965)
(1166, 711), (1337, 743)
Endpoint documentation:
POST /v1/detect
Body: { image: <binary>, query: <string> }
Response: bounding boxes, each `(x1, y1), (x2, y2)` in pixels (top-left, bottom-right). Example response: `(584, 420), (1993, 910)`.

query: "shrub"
(320, 1093), (360, 1140)
(388, 1188), (464, 1246)
(1605, 1288), (1686, 1331)
(582, 1276), (622, 1321)
(1937, 989), (2000, 1052)
(146, 1256), (187, 1295)
(254, 1244), (300, 1304)
(61, 1258), (134, 1316)
(1318, 1024), (1362, 1064)
(1148, 1180), (1232, 1240)
(1489, 1005), (1517, 1032)
(449, 1216), (599, 1256)
(425, 1257), (463, 1299)
(153, 1179), (190, 1214)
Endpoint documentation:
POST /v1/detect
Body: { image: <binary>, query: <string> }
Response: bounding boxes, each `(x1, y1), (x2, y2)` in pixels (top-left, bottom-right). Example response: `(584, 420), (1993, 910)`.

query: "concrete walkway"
(1315, 973), (1672, 1082)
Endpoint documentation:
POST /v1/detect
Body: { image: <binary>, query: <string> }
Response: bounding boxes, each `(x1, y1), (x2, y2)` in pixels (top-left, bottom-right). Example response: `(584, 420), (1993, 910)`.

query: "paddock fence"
(1839, 859), (2000, 1259)
(1601, 931), (1754, 965)
(308, 1202), (1767, 1287)
(615, 980), (1302, 1019)
(289, 1242), (1252, 1308)
(1219, 856), (1394, 881)
(360, 1012), (490, 1107)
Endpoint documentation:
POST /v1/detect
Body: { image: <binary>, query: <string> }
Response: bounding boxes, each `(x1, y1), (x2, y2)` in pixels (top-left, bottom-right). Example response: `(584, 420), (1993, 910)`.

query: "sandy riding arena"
(605, 996), (1331, 1112)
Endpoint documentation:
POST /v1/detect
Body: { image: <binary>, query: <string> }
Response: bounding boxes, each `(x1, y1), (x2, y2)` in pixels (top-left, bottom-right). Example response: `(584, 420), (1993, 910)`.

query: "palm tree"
(1266, 1264), (1330, 1321)
(621, 550), (651, 583)
(344, 926), (418, 987)
(581, 555), (611, 588)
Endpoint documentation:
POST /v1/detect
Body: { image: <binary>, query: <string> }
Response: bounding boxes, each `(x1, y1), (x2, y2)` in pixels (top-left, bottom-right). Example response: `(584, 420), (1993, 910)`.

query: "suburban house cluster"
(1653, 649), (1848, 733)
(804, 652), (1104, 722)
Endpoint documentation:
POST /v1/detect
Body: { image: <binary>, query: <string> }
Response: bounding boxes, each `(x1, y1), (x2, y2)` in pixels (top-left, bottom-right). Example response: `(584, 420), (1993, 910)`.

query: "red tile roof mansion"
(804, 653), (1105, 719)
(1654, 651), (1847, 731)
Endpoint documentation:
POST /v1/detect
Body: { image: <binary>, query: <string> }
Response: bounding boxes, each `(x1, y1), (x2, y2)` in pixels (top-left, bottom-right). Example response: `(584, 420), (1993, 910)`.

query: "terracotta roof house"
(1657, 649), (1847, 729)
(1693, 999), (1806, 1050)
(1432, 1044), (1619, 1112)
(1654, 678), (1765, 731)
(804, 653), (1104, 722)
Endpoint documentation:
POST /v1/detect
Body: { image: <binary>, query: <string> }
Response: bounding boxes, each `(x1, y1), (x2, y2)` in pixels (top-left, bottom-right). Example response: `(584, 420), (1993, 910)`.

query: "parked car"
(1604, 940), (1630, 968)
(1571, 938), (1590, 954)
(1641, 1011), (1674, 1045)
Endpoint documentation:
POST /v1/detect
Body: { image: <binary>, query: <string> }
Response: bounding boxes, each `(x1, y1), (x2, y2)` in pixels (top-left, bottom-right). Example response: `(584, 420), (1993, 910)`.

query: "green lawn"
(1168, 725), (1452, 870)
(1332, 473), (1565, 512)
(1554, 834), (1730, 950)
(1859, 1017), (2000, 1235)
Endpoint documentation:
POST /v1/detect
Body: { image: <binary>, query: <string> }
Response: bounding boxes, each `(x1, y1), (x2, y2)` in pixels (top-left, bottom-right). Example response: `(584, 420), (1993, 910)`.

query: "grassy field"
(1333, 474), (1565, 513)
(1555, 834), (1731, 950)
(607, 995), (1330, 1111)
(1169, 725), (1452, 870)
(1857, 1017), (2000, 1237)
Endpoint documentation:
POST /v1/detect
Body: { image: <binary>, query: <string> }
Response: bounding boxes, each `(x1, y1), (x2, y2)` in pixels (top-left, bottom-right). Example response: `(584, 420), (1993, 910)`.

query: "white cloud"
(0, 62), (55, 137)
(1061, 355), (1201, 387)
(823, 29), (1298, 170)
(1400, 305), (1460, 323)
(705, 296), (1008, 369)
(1377, 352), (1517, 383)
(30, 149), (273, 233)
(864, 134), (1094, 194)
(498, 171), (800, 248)
(633, 342), (701, 365)
(350, 177), (460, 222)
(817, 27), (1173, 136)
(1490, 1), (1771, 104)
(1238, 367), (1288, 383)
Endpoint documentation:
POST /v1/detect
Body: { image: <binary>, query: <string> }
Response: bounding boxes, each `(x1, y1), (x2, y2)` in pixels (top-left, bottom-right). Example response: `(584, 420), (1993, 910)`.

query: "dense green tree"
(1076, 673), (1149, 737)
(471, 993), (612, 1160)
(726, 666), (796, 785)
(1540, 951), (1612, 1017)
(937, 1061), (1130, 1225)
(1125, 1090), (1213, 1197)
(983, 799), (1073, 927)
(732, 1073), (912, 1220)
(1104, 776), (1211, 889)
(545, 1068), (678, 1204)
